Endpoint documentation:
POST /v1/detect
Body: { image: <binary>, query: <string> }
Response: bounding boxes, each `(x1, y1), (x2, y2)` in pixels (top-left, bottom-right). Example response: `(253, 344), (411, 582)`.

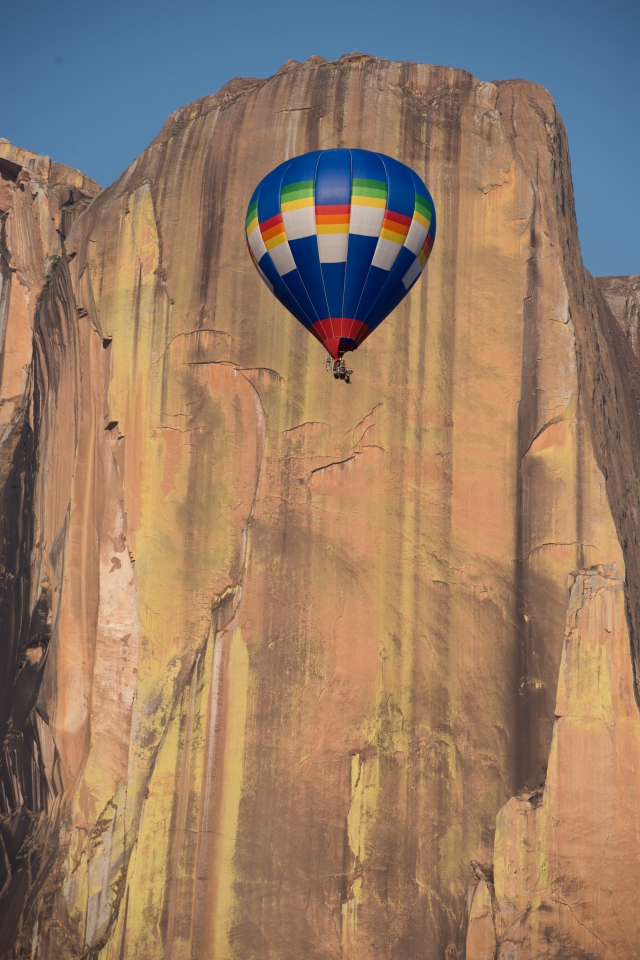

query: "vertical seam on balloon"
(313, 152), (332, 330)
(280, 159), (321, 324)
(340, 149), (353, 323)
(352, 151), (389, 323)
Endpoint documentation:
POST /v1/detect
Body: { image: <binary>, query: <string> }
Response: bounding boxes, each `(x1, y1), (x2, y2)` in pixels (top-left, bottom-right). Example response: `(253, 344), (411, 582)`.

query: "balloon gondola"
(245, 149), (436, 381)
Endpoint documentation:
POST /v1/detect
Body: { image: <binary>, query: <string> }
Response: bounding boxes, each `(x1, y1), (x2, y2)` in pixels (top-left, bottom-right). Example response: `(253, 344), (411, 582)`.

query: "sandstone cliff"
(1, 56), (639, 960)
(467, 565), (640, 959)
(595, 274), (640, 355)
(0, 139), (100, 956)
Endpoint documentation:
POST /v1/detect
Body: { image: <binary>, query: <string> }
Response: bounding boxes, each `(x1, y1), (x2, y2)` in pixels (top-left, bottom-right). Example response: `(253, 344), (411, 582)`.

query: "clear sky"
(3, 0), (638, 277)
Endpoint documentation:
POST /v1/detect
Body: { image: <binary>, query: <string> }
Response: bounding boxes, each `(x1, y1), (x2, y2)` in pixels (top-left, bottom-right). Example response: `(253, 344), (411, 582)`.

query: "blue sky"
(3, 0), (638, 276)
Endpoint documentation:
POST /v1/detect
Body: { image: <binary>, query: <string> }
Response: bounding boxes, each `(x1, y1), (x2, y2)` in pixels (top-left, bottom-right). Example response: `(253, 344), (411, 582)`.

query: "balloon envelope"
(246, 149), (436, 360)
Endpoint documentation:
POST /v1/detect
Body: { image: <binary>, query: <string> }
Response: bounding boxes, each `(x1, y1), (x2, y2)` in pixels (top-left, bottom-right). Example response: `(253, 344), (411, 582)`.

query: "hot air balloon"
(245, 149), (436, 381)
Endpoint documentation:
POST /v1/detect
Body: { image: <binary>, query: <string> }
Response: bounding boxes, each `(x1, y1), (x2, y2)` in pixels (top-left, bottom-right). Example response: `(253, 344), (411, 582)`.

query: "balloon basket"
(326, 356), (353, 383)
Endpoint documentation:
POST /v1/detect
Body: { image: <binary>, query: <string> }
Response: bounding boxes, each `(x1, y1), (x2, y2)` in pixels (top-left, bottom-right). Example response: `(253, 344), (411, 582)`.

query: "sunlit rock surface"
(467, 565), (640, 959)
(1, 56), (639, 959)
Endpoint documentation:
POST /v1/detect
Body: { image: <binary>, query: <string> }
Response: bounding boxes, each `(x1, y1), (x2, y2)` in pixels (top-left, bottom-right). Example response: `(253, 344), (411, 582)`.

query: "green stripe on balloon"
(352, 178), (387, 198)
(281, 180), (315, 201)
(415, 194), (432, 217)
(245, 200), (258, 228)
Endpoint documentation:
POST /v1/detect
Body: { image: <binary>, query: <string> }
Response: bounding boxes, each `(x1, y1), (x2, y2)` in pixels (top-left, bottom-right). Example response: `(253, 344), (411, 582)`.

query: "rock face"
(0, 139), (99, 488)
(0, 56), (639, 959)
(467, 565), (640, 959)
(595, 275), (640, 355)
(0, 141), (99, 956)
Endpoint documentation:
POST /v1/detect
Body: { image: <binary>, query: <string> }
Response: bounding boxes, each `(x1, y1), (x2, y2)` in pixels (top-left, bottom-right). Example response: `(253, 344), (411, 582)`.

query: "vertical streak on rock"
(163, 648), (199, 957)
(191, 624), (228, 954)
(208, 627), (250, 959)
(574, 279), (640, 697)
(0, 212), (12, 391)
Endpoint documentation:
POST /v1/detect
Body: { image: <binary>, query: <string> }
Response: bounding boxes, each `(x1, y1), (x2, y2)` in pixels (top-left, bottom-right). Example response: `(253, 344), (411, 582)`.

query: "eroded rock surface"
(0, 139), (100, 485)
(1, 57), (639, 959)
(0, 142), (100, 955)
(467, 565), (640, 959)
(595, 275), (640, 355)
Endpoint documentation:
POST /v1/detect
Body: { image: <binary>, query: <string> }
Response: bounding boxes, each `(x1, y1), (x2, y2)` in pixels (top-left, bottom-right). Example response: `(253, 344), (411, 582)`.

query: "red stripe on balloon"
(383, 209), (412, 228)
(311, 319), (371, 358)
(260, 212), (283, 233)
(315, 204), (351, 215)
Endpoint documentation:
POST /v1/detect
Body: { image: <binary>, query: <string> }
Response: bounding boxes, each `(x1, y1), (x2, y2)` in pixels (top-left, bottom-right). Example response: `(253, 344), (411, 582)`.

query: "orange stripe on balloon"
(381, 217), (409, 237)
(260, 212), (283, 232)
(384, 209), (412, 227)
(262, 222), (286, 243)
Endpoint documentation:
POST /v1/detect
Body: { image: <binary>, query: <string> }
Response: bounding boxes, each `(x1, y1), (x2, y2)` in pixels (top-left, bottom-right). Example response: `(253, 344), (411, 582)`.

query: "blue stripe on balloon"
(380, 155), (415, 219)
(281, 150), (322, 188)
(323, 263), (347, 319)
(351, 148), (387, 183)
(315, 149), (352, 206)
(257, 252), (309, 327)
(280, 269), (317, 328)
(368, 278), (412, 333)
(365, 246), (417, 332)
(257, 159), (289, 224)
(248, 183), (260, 208)
(354, 264), (390, 321)
(289, 235), (329, 320)
(409, 168), (430, 203)
(343, 235), (378, 319)
(429, 209), (437, 244)
(364, 244), (416, 331)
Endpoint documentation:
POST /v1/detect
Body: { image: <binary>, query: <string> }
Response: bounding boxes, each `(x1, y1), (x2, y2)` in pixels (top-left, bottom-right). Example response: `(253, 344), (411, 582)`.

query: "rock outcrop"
(1, 56), (639, 959)
(595, 274), (640, 355)
(0, 141), (99, 956)
(467, 565), (640, 959)
(0, 139), (99, 488)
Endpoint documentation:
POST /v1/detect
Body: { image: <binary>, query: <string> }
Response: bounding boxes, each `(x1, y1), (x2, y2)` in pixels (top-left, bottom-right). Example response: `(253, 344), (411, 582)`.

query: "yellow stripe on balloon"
(281, 196), (315, 212)
(351, 195), (386, 209)
(380, 227), (406, 244)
